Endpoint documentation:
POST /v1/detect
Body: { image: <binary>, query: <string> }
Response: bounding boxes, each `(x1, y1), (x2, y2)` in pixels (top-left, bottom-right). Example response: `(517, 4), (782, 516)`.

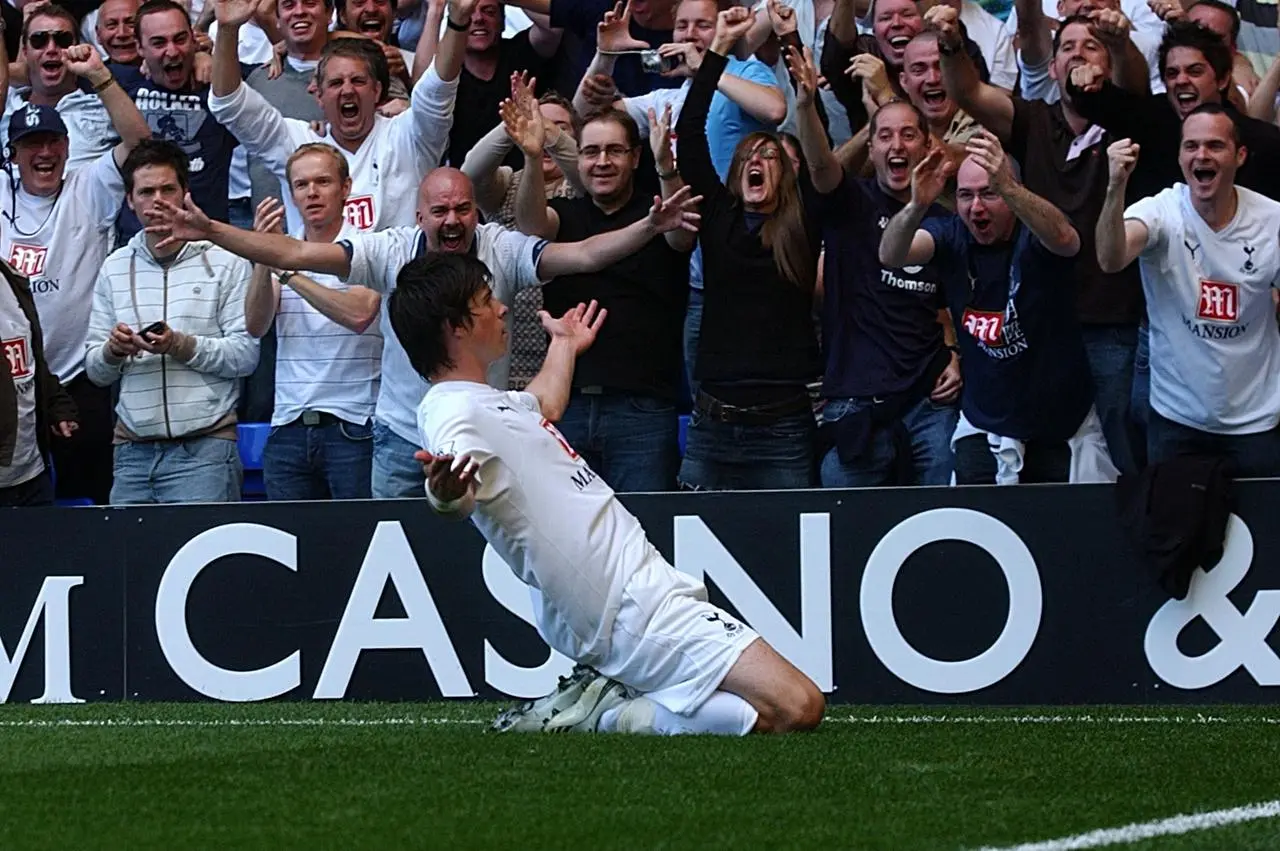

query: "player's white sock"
(598, 691), (757, 736)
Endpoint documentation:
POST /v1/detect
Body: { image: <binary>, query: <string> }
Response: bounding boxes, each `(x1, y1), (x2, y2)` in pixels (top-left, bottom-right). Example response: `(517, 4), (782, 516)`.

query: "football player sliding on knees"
(395, 253), (824, 736)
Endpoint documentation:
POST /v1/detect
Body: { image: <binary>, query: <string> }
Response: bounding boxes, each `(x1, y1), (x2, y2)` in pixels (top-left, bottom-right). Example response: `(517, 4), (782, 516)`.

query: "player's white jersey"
(208, 61), (457, 235)
(0, 151), (124, 382)
(418, 381), (656, 663)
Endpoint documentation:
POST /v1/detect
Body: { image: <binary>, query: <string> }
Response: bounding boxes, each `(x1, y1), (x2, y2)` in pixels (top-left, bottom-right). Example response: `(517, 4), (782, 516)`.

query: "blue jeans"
(683, 287), (703, 402)
(1081, 324), (1145, 475)
(263, 416), (373, 501)
(819, 395), (957, 488)
(371, 419), (425, 499)
(110, 436), (242, 504)
(1147, 411), (1280, 478)
(1131, 321), (1151, 432)
(678, 408), (815, 491)
(555, 392), (680, 492)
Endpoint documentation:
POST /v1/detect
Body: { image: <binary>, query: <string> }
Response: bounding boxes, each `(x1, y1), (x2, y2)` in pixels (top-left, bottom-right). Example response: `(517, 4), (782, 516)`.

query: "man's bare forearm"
(525, 337), (577, 420)
(879, 201), (928, 267)
(1001, 181), (1079, 256)
(1096, 181), (1130, 272)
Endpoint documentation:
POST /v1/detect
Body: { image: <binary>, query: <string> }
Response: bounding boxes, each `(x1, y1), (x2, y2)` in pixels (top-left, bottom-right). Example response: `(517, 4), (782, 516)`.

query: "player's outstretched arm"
(414, 451), (479, 519)
(525, 300), (607, 421)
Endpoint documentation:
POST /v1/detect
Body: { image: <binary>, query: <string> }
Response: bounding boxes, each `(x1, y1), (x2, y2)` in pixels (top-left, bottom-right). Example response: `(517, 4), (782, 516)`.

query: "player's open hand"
(646, 184), (703, 234)
(415, 450), (478, 503)
(145, 192), (213, 252)
(539, 299), (607, 356)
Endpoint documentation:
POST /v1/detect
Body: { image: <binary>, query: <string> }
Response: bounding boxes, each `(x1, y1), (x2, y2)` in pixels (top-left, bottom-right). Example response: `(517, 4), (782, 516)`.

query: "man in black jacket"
(1066, 19), (1280, 203)
(0, 265), (78, 507)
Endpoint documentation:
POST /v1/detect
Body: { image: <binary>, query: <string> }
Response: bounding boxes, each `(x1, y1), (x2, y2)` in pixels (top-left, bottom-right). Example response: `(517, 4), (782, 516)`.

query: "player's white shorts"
(592, 555), (759, 716)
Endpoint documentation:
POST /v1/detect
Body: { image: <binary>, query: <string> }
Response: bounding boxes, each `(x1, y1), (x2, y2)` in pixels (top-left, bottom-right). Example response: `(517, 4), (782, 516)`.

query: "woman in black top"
(674, 11), (822, 491)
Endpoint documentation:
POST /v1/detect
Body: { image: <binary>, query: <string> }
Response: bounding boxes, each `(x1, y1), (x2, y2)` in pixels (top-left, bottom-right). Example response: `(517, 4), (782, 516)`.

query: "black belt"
(288, 410), (344, 427)
(694, 390), (811, 426)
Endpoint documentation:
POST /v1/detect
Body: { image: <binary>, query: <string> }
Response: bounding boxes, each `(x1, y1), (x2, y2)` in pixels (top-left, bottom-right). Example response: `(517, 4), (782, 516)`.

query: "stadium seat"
(678, 415), (690, 457)
(238, 423), (271, 501)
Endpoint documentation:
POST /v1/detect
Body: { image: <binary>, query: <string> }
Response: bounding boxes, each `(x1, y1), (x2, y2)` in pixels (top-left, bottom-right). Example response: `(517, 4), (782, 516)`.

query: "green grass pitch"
(2, 702), (1279, 850)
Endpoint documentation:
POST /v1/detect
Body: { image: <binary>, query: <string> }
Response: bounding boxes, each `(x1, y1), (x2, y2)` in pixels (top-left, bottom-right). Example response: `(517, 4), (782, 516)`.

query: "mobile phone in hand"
(141, 321), (167, 338)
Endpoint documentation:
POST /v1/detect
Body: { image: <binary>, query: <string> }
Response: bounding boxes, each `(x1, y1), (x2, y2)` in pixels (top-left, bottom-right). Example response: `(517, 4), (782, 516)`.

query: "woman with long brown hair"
(674, 7), (822, 491)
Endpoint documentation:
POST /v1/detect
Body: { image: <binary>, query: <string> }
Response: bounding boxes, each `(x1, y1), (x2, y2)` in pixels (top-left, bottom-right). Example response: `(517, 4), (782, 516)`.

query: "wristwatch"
(278, 270), (297, 287)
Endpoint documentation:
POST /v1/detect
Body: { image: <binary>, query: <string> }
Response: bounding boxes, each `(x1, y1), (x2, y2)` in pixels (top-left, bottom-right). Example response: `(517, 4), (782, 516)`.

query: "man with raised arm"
(932, 5), (1146, 474)
(143, 168), (703, 497)
(1096, 106), (1280, 476)
(879, 132), (1114, 485)
(208, 0), (469, 235)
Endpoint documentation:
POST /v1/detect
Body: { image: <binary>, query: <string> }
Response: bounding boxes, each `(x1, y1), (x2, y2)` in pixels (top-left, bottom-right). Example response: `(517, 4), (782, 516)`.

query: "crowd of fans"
(2, 0), (1279, 507)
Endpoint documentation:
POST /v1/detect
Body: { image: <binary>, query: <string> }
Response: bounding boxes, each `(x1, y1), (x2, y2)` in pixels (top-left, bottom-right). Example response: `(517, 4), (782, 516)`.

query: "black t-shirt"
(113, 64), (238, 239)
(923, 218), (1094, 441)
(542, 192), (689, 400)
(447, 32), (550, 169)
(1007, 97), (1143, 326)
(820, 175), (948, 398)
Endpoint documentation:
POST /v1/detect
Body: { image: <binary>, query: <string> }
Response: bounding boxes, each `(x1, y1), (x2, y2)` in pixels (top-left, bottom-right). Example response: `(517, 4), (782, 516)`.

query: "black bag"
(1116, 455), (1233, 600)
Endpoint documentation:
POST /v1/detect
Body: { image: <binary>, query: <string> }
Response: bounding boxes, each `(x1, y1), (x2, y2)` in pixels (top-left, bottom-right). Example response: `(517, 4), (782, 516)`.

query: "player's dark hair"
(390, 253), (494, 379)
(1158, 20), (1232, 85)
(1189, 0), (1240, 45)
(315, 37), (392, 105)
(21, 3), (79, 41)
(538, 90), (580, 138)
(1051, 14), (1097, 55)
(1184, 101), (1242, 145)
(135, 0), (192, 34)
(122, 139), (190, 194)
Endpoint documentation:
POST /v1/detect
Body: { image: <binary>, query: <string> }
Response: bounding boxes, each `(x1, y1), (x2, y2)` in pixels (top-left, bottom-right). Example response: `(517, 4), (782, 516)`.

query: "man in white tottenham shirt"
(144, 166), (705, 497)
(1, 45), (151, 504)
(208, 0), (467, 235)
(395, 251), (824, 735)
(243, 143), (384, 500)
(1097, 103), (1280, 476)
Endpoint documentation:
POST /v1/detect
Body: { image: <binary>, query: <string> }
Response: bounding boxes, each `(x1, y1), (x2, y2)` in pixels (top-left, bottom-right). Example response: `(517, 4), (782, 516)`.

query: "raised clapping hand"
(784, 44), (819, 107)
(500, 94), (545, 157)
(447, 0), (480, 29)
(645, 185), (704, 234)
(648, 103), (675, 171)
(768, 0), (797, 38)
(144, 192), (214, 253)
(254, 197), (286, 234)
(540, 299), (607, 356)
(597, 0), (649, 53)
(910, 148), (955, 207)
(215, 0), (258, 28)
(964, 130), (1014, 194)
(846, 54), (892, 106)
(1106, 137), (1140, 187)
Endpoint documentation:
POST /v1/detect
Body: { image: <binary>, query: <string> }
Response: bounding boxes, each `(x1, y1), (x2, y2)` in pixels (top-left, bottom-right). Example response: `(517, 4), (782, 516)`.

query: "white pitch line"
(975, 799), (1280, 851)
(1, 714), (1280, 729)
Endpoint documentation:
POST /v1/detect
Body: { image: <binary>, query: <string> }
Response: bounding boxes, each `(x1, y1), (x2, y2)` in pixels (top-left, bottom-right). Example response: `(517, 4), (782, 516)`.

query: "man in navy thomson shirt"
(113, 0), (237, 239)
(789, 48), (960, 487)
(879, 129), (1112, 485)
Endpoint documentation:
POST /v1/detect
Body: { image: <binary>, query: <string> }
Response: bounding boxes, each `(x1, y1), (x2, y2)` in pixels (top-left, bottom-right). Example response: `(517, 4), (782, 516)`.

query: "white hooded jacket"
(84, 231), (258, 439)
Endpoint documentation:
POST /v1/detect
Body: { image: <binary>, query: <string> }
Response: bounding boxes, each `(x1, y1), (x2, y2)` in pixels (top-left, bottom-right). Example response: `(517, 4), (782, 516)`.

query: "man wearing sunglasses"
(0, 45), (152, 506)
(1, 3), (117, 173)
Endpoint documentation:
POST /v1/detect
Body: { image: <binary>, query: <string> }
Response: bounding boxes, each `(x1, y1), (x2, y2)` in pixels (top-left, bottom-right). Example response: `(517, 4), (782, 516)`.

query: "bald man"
(150, 164), (703, 496)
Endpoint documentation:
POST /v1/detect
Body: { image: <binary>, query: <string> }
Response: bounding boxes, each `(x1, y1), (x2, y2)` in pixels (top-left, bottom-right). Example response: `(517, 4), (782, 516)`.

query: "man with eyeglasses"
(1, 3), (117, 173)
(879, 131), (1116, 485)
(510, 106), (692, 492)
